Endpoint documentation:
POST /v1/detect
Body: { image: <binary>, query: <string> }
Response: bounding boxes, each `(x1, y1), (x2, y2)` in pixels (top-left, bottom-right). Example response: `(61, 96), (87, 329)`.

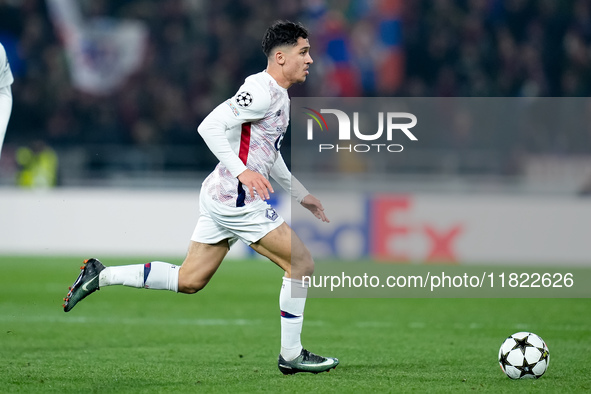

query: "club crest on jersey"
(265, 207), (278, 221)
(235, 91), (253, 107)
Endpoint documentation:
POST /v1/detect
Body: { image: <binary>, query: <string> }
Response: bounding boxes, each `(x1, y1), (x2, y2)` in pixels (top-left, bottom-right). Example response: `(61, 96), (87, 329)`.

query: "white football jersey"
(198, 71), (298, 207)
(0, 43), (14, 88)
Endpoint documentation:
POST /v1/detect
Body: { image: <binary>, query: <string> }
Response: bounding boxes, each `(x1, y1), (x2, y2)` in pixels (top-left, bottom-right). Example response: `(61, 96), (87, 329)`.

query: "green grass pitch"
(0, 256), (590, 393)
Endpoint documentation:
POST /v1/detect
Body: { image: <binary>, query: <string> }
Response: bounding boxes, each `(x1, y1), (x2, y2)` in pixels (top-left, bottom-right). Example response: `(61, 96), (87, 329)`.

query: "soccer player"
(63, 21), (339, 375)
(0, 42), (14, 159)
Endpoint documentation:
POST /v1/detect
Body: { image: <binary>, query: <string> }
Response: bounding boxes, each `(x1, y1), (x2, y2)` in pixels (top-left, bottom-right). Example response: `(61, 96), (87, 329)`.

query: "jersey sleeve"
(0, 44), (14, 88)
(197, 78), (271, 178)
(270, 153), (310, 203)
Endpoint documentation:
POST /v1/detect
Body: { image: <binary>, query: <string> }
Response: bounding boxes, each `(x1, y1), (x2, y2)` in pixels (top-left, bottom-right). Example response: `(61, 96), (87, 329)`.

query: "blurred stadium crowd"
(1, 0), (591, 185)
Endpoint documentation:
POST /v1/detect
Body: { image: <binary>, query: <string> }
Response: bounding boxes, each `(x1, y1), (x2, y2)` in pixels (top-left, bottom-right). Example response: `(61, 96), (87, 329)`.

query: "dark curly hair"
(261, 20), (309, 57)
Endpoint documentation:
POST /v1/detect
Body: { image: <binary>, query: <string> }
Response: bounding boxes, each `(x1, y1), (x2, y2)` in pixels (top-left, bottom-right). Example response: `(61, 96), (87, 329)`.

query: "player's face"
(283, 37), (313, 85)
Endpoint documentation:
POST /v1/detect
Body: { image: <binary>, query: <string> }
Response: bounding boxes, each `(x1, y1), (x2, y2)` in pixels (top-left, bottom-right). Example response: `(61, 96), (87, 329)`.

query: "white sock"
(144, 261), (179, 292)
(99, 261), (179, 292)
(279, 277), (308, 361)
(99, 264), (144, 288)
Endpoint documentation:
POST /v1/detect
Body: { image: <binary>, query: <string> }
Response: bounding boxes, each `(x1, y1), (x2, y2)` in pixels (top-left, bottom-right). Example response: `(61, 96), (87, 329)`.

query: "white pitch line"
(352, 320), (591, 333)
(0, 314), (263, 326)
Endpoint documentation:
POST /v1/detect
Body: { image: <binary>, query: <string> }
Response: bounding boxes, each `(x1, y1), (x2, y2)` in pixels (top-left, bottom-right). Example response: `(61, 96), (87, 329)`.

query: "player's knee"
(179, 280), (207, 294)
(177, 269), (209, 294)
(292, 247), (315, 278)
(301, 259), (315, 277)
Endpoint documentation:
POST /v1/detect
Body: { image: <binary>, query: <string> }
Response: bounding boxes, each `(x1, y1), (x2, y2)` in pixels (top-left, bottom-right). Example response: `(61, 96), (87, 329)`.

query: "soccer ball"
(498, 332), (550, 379)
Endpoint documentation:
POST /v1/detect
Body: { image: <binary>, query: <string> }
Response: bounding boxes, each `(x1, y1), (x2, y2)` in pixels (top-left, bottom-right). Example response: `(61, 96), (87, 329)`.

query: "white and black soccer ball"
(498, 332), (550, 379)
(235, 91), (253, 107)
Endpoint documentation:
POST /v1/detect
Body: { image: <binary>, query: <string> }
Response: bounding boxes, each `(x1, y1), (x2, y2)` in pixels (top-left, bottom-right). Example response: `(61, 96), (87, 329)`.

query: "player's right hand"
(237, 169), (274, 200)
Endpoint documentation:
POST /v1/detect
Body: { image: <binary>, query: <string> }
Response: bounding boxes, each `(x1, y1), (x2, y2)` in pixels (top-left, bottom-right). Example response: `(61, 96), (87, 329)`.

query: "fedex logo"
(293, 195), (463, 263)
(369, 196), (463, 262)
(303, 108), (417, 153)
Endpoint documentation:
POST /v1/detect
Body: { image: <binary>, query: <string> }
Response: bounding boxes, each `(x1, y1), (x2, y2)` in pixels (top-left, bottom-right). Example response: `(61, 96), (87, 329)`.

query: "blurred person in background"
(0, 42), (13, 159)
(15, 140), (58, 188)
(3, 0), (591, 180)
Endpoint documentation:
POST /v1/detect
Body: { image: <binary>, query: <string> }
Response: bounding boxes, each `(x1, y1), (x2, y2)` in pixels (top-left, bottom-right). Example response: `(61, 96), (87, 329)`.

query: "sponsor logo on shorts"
(265, 207), (278, 221)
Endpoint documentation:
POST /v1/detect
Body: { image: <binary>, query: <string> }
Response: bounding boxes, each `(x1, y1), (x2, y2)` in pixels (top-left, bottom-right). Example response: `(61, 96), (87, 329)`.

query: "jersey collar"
(262, 70), (288, 93)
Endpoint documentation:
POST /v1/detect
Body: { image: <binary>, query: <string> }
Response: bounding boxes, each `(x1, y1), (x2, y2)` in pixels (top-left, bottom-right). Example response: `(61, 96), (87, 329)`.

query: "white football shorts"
(191, 191), (284, 247)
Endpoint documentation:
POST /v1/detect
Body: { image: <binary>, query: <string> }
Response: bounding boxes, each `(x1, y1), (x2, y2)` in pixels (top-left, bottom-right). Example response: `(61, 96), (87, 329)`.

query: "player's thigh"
(178, 240), (229, 293)
(249, 222), (313, 279)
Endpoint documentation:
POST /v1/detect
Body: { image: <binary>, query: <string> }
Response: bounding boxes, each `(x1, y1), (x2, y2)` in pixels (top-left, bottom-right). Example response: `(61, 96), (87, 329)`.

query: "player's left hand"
(237, 169), (274, 200)
(301, 194), (329, 223)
